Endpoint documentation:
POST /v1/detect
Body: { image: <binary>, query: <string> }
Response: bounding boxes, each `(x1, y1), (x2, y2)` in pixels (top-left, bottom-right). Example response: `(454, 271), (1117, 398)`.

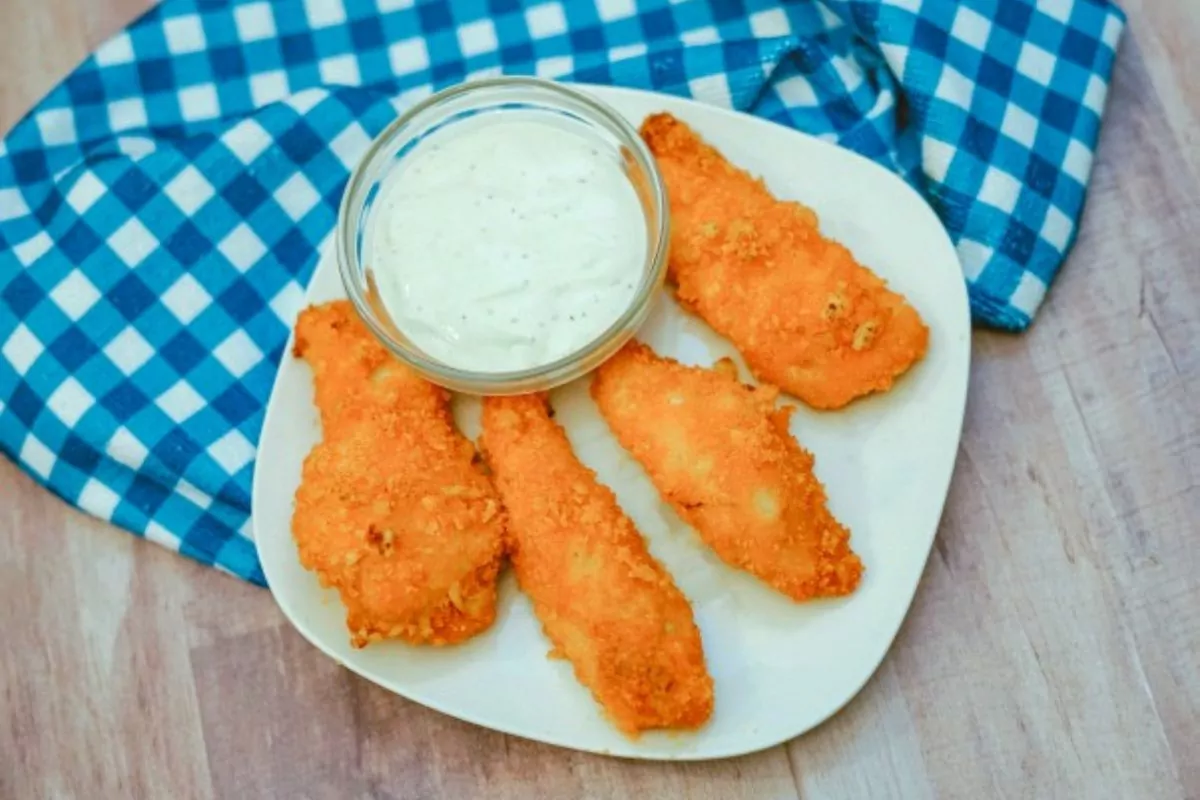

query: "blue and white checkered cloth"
(0, 0), (1124, 584)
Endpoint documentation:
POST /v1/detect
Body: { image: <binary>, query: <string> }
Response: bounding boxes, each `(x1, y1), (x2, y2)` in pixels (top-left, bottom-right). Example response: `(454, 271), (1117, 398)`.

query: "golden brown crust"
(481, 393), (713, 735)
(639, 112), (929, 410)
(592, 341), (863, 601)
(291, 300), (506, 648)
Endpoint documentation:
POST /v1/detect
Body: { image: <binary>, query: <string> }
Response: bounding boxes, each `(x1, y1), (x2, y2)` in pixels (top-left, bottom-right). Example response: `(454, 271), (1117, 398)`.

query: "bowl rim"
(335, 76), (670, 395)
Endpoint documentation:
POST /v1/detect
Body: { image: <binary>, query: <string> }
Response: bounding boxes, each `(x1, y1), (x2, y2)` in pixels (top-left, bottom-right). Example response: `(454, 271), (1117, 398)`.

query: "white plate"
(253, 85), (971, 760)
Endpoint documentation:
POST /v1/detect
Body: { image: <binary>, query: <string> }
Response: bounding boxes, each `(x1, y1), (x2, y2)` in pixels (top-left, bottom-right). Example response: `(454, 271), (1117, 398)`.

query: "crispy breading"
(481, 393), (713, 735)
(291, 300), (506, 648)
(591, 342), (863, 601)
(640, 112), (929, 410)
(293, 300), (443, 429)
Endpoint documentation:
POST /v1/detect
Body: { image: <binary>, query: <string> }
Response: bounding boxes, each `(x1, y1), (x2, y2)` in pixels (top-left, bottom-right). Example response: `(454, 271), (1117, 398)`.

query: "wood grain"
(1, 1), (1197, 798)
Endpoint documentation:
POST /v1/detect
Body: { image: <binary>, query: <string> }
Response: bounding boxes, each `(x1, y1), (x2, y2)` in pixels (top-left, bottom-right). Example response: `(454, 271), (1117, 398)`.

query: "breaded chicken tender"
(592, 342), (863, 601)
(481, 393), (713, 735)
(292, 301), (506, 648)
(640, 112), (929, 410)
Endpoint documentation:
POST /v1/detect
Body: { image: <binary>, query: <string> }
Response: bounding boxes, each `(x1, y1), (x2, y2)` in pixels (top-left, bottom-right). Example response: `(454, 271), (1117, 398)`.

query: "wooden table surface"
(2, 2), (1197, 798)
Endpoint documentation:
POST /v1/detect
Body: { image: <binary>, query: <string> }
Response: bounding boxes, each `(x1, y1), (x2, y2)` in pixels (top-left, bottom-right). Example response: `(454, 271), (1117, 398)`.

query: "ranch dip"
(366, 117), (647, 373)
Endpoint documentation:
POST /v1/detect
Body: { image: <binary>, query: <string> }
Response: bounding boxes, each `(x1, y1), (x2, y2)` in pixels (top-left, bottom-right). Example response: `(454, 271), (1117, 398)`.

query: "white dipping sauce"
(367, 117), (648, 373)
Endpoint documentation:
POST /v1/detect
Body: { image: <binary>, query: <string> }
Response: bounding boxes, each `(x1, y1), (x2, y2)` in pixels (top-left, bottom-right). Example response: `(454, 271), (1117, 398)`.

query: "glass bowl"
(336, 76), (669, 396)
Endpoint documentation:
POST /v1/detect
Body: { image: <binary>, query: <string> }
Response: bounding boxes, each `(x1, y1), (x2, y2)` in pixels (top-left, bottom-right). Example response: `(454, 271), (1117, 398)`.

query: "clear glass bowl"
(336, 77), (669, 396)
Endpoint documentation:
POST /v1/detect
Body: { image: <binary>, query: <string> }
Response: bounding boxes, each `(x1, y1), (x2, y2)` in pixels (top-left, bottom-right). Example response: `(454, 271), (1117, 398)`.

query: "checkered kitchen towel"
(0, 0), (1124, 584)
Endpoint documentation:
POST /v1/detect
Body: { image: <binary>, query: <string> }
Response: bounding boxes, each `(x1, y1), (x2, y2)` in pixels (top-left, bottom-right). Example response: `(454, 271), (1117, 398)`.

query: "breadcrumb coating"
(291, 301), (506, 648)
(640, 112), (929, 410)
(481, 393), (713, 735)
(592, 342), (863, 601)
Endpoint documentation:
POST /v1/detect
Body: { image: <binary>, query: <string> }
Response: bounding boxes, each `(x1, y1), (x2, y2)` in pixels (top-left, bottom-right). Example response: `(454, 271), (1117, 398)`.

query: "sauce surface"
(367, 117), (647, 373)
